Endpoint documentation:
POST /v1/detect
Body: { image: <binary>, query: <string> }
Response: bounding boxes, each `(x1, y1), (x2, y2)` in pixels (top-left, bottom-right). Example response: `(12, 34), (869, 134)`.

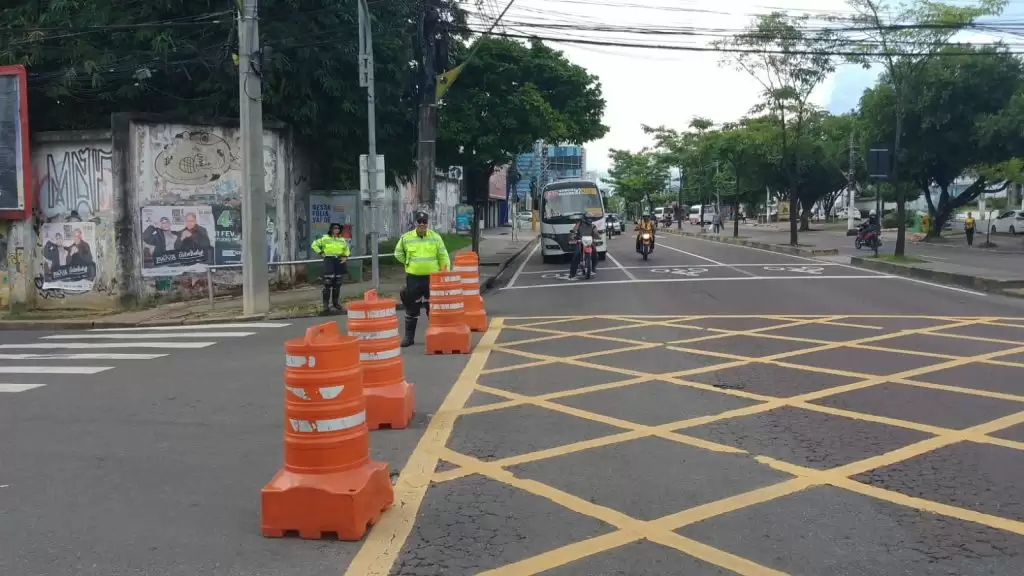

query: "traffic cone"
(261, 321), (394, 541)
(453, 252), (487, 332)
(424, 267), (471, 354)
(347, 290), (415, 430)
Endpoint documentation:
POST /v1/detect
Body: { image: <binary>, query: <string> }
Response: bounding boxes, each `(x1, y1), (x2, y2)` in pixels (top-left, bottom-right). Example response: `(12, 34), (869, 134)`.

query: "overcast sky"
(465, 0), (1022, 174)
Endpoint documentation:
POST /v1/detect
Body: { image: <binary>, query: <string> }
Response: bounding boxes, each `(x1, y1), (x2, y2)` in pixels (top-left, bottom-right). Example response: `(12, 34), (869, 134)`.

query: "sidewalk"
(0, 229), (537, 329)
(675, 222), (1024, 297)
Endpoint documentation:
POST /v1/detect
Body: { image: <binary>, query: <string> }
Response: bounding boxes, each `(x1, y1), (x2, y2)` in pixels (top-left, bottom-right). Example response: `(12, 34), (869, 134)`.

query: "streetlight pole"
(238, 0), (269, 315)
(358, 0), (380, 290)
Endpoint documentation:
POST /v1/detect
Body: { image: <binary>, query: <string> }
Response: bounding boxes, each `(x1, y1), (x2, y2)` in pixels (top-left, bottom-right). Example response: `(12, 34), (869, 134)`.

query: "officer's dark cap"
(414, 211), (429, 223)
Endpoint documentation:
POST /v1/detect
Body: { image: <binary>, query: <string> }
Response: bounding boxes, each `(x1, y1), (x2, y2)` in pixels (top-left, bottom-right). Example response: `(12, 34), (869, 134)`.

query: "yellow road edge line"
(343, 317), (505, 576)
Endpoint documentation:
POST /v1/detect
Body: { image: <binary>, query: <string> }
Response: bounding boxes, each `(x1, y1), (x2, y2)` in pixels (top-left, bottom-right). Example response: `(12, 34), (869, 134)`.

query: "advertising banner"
(455, 204), (473, 234)
(0, 65), (29, 216)
(141, 205), (215, 277)
(40, 221), (97, 290)
(310, 194), (356, 247)
(213, 206), (242, 265)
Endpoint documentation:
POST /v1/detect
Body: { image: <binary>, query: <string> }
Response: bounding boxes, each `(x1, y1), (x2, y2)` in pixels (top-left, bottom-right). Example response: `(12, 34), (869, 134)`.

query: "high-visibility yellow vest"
(394, 229), (450, 276)
(311, 234), (351, 257)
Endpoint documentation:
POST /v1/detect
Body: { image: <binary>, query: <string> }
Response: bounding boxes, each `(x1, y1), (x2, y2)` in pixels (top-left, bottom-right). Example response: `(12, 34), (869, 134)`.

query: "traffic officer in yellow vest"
(311, 223), (350, 314)
(396, 211), (451, 347)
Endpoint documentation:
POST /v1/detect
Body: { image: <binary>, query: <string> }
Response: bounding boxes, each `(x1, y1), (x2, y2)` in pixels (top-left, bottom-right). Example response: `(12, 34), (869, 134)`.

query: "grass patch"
(871, 254), (926, 264)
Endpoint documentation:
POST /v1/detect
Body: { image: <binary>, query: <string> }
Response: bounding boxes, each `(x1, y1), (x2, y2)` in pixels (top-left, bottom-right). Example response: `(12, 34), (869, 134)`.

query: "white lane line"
(507, 241), (542, 288)
(605, 252), (638, 281)
(516, 263), (849, 274)
(0, 384), (46, 393)
(88, 323), (289, 332)
(502, 275), (900, 290)
(0, 342), (217, 349)
(671, 234), (990, 297)
(656, 242), (757, 277)
(0, 353), (168, 360)
(0, 366), (113, 374)
(42, 332), (255, 340)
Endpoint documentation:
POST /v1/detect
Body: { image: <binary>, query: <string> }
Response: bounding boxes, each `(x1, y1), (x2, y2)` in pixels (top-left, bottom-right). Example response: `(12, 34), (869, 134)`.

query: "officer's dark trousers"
(402, 274), (431, 318)
(321, 256), (347, 309)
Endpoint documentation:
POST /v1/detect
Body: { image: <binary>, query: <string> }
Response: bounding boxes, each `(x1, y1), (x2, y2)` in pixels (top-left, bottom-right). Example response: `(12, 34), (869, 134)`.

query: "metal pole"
(207, 268), (215, 309)
(238, 0), (270, 315)
(358, 0), (380, 291)
(677, 168), (683, 229)
(847, 130), (856, 230)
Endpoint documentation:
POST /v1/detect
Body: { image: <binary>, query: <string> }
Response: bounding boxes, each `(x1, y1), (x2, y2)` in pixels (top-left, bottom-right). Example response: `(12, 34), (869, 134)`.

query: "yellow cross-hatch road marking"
(344, 314), (1024, 576)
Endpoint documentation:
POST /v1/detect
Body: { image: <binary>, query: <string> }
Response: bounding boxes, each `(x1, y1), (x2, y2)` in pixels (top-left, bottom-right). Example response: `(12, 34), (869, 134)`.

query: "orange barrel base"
(425, 324), (471, 355)
(365, 380), (415, 430)
(464, 309), (488, 332)
(260, 460), (394, 541)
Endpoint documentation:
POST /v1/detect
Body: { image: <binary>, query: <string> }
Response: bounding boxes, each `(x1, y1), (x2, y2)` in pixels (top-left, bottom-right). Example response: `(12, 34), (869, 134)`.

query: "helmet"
(414, 211), (429, 224)
(869, 209), (877, 217)
(642, 213), (650, 219)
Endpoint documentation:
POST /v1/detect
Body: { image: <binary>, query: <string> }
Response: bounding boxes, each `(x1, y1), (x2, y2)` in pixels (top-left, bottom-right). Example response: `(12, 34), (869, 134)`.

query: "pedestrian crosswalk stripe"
(0, 366), (113, 374)
(0, 384), (46, 393)
(88, 322), (291, 332)
(0, 353), (167, 360)
(42, 332), (256, 340)
(0, 342), (216, 349)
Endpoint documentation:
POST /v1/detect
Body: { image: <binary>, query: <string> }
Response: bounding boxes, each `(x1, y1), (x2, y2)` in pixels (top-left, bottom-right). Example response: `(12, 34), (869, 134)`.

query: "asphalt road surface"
(5, 230), (1024, 576)
(347, 230), (1024, 576)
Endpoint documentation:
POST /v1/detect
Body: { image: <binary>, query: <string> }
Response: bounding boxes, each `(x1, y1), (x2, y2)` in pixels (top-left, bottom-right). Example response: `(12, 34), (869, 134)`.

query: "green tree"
(604, 148), (669, 217)
(1, 0), (462, 187)
(715, 12), (839, 245)
(435, 37), (607, 248)
(858, 44), (1024, 236)
(841, 0), (1008, 253)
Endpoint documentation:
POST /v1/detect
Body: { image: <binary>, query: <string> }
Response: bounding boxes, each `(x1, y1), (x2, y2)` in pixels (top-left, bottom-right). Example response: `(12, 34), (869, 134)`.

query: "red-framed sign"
(0, 65), (31, 220)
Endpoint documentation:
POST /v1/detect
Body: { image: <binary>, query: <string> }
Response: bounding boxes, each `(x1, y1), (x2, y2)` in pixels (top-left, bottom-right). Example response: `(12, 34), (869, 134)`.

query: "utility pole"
(358, 0), (380, 290)
(238, 0), (269, 315)
(847, 130), (857, 231)
(416, 0), (440, 208)
(677, 167), (683, 229)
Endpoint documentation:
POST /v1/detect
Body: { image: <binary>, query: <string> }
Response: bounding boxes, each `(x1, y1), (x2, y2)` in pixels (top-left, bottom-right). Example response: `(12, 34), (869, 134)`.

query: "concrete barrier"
(850, 256), (1024, 298)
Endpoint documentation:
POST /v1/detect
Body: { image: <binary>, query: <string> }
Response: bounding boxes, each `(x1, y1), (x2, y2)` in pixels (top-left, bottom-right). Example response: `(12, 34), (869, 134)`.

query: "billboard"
(0, 66), (30, 219)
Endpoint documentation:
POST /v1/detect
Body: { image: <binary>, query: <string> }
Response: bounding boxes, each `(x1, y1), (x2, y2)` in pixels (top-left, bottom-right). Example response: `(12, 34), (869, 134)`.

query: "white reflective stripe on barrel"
(463, 289), (480, 295)
(289, 411), (366, 433)
(442, 275), (461, 283)
(286, 384), (344, 400)
(347, 310), (366, 319)
(461, 276), (479, 284)
(431, 289), (462, 297)
(431, 302), (464, 310)
(350, 329), (399, 340)
(360, 348), (401, 361)
(453, 266), (474, 272)
(368, 308), (396, 318)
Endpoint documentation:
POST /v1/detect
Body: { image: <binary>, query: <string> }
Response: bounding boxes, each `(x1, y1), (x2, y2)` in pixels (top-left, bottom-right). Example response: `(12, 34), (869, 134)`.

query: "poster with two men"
(141, 205), (215, 277)
(41, 222), (97, 290)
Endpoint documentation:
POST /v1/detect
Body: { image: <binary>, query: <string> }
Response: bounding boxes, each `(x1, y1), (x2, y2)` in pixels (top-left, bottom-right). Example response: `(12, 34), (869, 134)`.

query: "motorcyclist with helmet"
(856, 209), (881, 246)
(568, 214), (600, 280)
(635, 213), (655, 254)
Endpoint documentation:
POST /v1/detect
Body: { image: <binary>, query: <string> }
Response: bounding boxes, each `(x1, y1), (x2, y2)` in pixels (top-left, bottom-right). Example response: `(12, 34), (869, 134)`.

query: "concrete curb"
(659, 227), (839, 256)
(850, 256), (1024, 297)
(0, 241), (536, 331)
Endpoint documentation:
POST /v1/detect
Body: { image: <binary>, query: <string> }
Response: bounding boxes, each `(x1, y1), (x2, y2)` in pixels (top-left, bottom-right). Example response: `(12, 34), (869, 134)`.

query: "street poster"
(40, 221), (97, 290)
(455, 204), (473, 234)
(310, 194), (355, 246)
(140, 205), (215, 277)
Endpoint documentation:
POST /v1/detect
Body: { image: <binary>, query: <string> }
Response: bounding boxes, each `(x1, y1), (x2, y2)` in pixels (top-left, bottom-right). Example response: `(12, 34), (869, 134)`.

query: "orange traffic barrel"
(425, 267), (471, 355)
(347, 290), (415, 430)
(453, 252), (487, 332)
(261, 321), (394, 541)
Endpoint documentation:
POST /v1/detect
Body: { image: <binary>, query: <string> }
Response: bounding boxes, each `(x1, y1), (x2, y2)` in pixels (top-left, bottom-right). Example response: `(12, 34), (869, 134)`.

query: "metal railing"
(204, 253), (395, 309)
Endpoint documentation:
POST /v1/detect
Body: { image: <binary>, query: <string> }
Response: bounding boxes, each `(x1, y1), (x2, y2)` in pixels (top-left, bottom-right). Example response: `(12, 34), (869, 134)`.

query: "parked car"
(516, 211), (533, 227)
(990, 210), (1023, 235)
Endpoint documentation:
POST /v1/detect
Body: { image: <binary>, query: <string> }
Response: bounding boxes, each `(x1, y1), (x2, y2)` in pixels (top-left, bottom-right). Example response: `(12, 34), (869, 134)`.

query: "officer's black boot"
(320, 284), (331, 315)
(400, 315), (418, 347)
(330, 284), (343, 312)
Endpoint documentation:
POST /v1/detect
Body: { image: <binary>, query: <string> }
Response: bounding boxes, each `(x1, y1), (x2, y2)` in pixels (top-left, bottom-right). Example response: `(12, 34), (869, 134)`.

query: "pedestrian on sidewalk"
(311, 223), (350, 314)
(712, 213), (723, 234)
(964, 212), (976, 247)
(396, 211), (451, 347)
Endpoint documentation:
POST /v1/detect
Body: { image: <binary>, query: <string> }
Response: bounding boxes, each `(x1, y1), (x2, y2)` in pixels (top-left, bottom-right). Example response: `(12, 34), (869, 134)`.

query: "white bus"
(688, 204), (717, 225)
(539, 179), (608, 264)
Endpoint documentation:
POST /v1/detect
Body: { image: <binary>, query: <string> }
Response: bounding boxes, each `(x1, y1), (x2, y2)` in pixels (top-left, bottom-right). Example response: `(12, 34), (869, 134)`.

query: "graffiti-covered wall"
(127, 120), (304, 301)
(25, 131), (119, 310)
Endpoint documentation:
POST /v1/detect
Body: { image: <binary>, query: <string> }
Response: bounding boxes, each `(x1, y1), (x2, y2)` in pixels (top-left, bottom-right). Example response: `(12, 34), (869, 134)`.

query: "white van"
(653, 207), (666, 221)
(539, 179), (608, 264)
(688, 204), (716, 225)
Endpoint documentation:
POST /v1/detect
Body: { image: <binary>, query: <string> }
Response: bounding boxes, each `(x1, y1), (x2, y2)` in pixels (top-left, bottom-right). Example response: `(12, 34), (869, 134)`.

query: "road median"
(658, 226), (839, 256)
(850, 256), (1024, 297)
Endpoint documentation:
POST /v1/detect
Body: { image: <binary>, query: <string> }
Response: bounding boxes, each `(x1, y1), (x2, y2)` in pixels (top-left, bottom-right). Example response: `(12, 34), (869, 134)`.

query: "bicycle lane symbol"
(762, 266), (825, 275)
(649, 267), (709, 277)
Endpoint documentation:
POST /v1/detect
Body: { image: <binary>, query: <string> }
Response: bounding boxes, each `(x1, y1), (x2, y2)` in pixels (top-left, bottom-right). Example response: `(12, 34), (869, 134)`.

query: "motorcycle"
(639, 232), (652, 261)
(578, 234), (595, 279)
(854, 226), (882, 250)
